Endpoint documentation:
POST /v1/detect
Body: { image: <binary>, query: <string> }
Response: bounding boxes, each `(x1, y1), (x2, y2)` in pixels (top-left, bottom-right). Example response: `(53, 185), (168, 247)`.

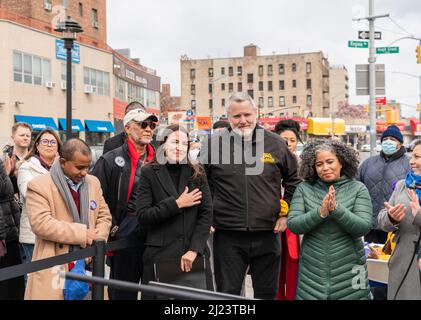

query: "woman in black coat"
(0, 158), (25, 300)
(137, 124), (213, 299)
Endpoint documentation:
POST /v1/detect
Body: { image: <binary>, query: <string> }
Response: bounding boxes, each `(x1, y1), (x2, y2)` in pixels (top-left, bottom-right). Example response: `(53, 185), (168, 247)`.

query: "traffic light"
(416, 46), (421, 64)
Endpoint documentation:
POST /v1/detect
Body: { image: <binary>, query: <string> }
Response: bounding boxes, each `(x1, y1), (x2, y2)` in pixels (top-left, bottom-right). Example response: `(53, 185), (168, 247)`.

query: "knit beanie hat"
(381, 125), (403, 143)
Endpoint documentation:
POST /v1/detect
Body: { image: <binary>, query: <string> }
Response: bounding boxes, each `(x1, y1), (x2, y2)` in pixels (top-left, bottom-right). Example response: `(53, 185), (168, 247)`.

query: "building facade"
(329, 65), (349, 115)
(180, 44), (330, 121)
(112, 49), (161, 133)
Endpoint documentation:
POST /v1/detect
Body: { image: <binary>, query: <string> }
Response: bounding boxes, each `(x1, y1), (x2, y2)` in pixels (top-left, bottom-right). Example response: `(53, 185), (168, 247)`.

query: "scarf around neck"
(405, 171), (421, 204)
(50, 158), (90, 246)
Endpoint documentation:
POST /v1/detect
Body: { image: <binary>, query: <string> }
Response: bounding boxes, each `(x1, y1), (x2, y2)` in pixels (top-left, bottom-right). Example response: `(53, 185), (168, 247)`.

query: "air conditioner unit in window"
(61, 81), (67, 90)
(93, 21), (99, 28)
(45, 81), (55, 88)
(44, 2), (52, 11)
(84, 85), (95, 94)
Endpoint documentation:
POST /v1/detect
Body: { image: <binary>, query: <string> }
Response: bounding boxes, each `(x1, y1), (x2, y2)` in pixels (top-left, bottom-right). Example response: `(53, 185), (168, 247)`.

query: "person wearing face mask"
(377, 139), (421, 300)
(357, 125), (410, 245)
(136, 125), (213, 299)
(288, 140), (373, 300)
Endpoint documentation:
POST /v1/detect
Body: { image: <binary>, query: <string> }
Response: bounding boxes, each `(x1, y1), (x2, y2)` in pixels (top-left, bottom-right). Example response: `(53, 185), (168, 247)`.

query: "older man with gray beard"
(201, 92), (300, 299)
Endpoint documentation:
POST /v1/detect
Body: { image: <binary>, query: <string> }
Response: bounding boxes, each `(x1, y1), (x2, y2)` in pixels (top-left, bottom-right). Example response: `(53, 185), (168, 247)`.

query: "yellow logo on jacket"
(260, 153), (275, 164)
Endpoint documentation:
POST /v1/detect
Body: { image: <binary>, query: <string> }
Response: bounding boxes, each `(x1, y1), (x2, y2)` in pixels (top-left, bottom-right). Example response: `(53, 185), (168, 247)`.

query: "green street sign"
(376, 46), (399, 54)
(348, 40), (368, 48)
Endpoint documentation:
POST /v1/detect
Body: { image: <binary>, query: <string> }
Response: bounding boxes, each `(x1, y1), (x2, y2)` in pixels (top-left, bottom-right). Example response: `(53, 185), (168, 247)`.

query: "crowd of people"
(0, 92), (421, 300)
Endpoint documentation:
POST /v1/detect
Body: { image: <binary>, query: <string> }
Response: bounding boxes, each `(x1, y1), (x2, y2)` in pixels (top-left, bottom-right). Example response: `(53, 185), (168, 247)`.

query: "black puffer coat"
(0, 160), (20, 242)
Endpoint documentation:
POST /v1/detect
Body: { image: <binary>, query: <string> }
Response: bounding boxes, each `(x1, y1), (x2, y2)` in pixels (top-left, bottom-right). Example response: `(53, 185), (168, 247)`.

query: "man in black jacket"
(102, 101), (146, 155)
(0, 159), (24, 300)
(201, 92), (300, 299)
(91, 108), (157, 300)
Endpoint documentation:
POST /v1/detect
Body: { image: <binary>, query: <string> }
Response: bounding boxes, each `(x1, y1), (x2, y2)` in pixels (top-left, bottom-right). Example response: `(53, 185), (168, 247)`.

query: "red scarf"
(126, 138), (155, 202)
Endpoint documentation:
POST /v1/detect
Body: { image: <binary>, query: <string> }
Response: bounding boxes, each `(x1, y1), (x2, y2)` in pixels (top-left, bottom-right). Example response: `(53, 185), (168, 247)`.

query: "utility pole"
(353, 0), (389, 156)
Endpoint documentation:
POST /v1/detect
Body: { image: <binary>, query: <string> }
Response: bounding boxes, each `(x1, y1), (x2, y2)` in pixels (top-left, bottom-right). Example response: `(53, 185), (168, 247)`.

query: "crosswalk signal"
(417, 46), (421, 64)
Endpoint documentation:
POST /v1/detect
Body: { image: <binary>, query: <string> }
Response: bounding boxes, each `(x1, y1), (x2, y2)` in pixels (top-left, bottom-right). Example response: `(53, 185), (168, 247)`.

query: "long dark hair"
(24, 129), (62, 161)
(148, 124), (205, 181)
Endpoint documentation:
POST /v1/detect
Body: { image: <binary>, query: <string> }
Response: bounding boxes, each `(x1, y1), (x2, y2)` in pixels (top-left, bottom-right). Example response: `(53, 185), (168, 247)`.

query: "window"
(258, 65), (263, 77)
(190, 84), (196, 95)
(292, 96), (297, 104)
(221, 67), (225, 75)
(114, 77), (126, 101)
(78, 2), (83, 16)
(237, 82), (242, 92)
(279, 96), (285, 106)
(209, 99), (213, 109)
(258, 97), (264, 108)
(190, 68), (196, 79)
(306, 79), (312, 90)
(229, 83), (233, 92)
(92, 9), (98, 28)
(247, 73), (253, 84)
(83, 67), (110, 96)
(229, 66), (233, 76)
(258, 81), (263, 91)
(268, 97), (273, 108)
(267, 64), (273, 76)
(292, 63), (297, 72)
(279, 64), (285, 75)
(208, 83), (213, 94)
(307, 95), (312, 106)
(43, 0), (52, 11)
(13, 51), (51, 86)
(247, 90), (254, 99)
(268, 81), (273, 91)
(222, 99), (225, 107)
(306, 62), (311, 74)
(279, 80), (285, 90)
(237, 66), (242, 76)
(61, 63), (76, 89)
(191, 100), (196, 109)
(208, 68), (214, 77)
(127, 83), (144, 103)
(292, 80), (297, 88)
(221, 83), (225, 91)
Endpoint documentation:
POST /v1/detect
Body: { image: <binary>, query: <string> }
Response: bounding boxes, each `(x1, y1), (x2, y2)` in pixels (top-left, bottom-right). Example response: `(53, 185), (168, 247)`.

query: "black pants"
(0, 240), (25, 300)
(108, 238), (145, 300)
(213, 230), (281, 300)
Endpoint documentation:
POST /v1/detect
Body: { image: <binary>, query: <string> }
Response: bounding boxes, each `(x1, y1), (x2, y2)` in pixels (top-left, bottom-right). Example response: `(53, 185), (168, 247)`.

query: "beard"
(230, 122), (257, 140)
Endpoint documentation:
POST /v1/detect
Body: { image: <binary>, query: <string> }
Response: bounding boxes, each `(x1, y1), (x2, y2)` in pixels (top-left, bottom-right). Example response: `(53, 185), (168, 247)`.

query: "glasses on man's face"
(39, 139), (57, 146)
(137, 121), (157, 130)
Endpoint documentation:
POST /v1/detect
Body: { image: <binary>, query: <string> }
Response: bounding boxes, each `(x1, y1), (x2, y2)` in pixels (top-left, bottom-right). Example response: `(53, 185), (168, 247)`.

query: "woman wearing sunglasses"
(17, 129), (62, 265)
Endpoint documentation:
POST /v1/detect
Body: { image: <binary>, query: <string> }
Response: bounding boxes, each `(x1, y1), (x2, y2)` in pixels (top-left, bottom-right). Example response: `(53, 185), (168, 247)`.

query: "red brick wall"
(0, 0), (107, 44)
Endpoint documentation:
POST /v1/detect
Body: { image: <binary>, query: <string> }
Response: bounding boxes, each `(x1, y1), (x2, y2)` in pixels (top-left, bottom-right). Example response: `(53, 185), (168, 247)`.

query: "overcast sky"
(107, 0), (421, 117)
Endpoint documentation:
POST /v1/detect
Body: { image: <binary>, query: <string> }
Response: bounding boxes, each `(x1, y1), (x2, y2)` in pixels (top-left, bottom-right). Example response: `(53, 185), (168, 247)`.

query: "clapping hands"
(320, 186), (337, 218)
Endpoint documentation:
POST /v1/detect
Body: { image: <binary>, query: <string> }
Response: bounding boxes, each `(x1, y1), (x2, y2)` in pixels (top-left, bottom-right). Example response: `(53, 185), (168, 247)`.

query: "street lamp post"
(54, 16), (83, 141)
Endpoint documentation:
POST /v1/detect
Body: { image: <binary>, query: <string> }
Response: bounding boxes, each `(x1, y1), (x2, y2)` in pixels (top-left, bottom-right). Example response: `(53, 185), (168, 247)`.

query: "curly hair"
(299, 140), (359, 183)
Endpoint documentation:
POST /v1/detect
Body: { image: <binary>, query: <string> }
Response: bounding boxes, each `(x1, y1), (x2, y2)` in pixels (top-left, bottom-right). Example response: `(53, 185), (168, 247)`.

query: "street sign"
(375, 97), (386, 105)
(358, 31), (382, 40)
(355, 64), (386, 96)
(186, 109), (194, 116)
(348, 40), (368, 48)
(376, 46), (399, 54)
(55, 39), (80, 64)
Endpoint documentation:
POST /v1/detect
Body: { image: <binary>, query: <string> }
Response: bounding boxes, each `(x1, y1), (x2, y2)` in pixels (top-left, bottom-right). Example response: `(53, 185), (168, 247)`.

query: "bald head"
(59, 138), (92, 161)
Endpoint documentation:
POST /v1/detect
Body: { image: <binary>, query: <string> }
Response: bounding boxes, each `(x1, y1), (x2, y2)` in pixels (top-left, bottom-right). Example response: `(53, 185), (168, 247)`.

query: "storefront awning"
(85, 120), (115, 133)
(307, 118), (345, 136)
(15, 115), (58, 131)
(58, 118), (85, 132)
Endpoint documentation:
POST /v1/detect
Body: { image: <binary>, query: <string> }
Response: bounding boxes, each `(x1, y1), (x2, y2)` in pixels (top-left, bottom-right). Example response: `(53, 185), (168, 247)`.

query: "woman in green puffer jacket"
(287, 140), (373, 300)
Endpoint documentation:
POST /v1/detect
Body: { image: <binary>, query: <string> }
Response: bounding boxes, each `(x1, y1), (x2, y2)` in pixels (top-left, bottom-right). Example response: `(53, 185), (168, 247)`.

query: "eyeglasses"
(138, 121), (157, 130)
(39, 139), (57, 146)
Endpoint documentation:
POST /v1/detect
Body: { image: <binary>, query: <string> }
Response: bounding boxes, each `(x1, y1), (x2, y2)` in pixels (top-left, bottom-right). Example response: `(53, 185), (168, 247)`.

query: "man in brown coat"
(24, 139), (111, 300)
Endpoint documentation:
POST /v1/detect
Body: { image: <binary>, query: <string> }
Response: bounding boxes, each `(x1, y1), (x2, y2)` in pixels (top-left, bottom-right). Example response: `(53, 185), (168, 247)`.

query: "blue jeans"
(20, 243), (34, 264)
(19, 243), (34, 284)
